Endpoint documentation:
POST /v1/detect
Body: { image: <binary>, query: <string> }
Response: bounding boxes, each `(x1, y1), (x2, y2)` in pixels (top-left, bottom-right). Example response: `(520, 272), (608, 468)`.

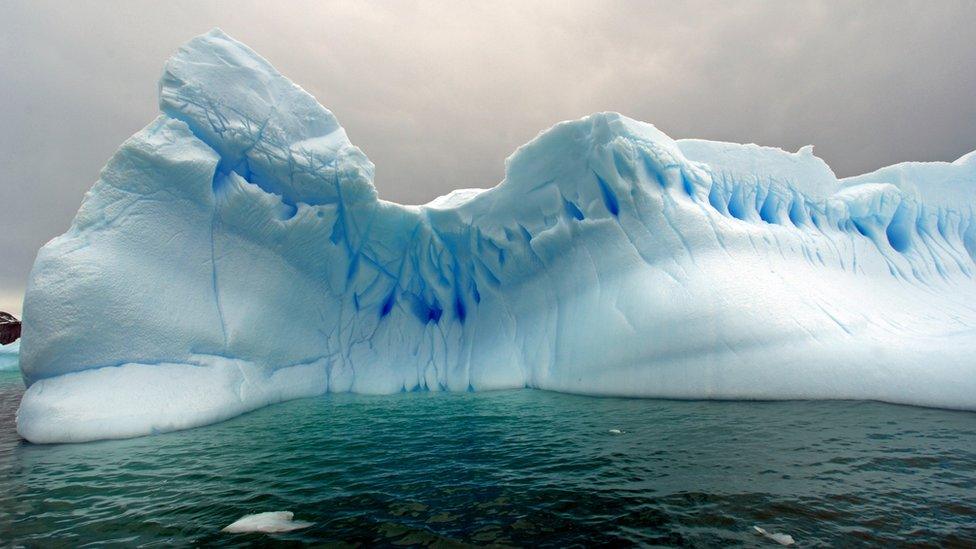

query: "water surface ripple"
(0, 371), (974, 546)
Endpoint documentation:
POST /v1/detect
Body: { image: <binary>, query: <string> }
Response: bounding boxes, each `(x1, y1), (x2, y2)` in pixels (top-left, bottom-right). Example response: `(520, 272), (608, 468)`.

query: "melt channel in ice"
(16, 29), (976, 443)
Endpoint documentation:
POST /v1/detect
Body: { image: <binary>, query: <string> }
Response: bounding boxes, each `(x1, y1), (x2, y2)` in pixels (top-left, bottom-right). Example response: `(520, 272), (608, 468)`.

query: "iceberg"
(16, 30), (976, 443)
(0, 341), (19, 371)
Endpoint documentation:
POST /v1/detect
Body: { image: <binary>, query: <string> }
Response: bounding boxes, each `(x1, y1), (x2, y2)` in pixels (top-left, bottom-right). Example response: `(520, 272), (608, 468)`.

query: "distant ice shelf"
(16, 29), (976, 443)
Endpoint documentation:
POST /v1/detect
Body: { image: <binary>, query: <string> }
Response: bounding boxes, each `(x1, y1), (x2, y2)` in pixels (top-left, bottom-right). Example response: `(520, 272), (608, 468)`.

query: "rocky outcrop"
(0, 312), (21, 345)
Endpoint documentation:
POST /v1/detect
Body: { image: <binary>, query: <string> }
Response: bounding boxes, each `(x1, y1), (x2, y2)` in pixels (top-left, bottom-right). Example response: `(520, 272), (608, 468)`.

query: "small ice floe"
(222, 511), (313, 533)
(753, 525), (795, 546)
(608, 429), (624, 434)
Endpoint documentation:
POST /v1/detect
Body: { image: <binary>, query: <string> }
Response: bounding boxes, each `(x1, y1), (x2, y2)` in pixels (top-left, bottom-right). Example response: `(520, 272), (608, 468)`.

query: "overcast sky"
(2, 0), (975, 315)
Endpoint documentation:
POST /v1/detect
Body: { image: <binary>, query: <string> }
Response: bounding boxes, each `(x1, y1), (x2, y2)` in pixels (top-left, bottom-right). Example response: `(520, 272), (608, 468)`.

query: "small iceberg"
(222, 511), (313, 534)
(753, 525), (795, 545)
(0, 340), (19, 371)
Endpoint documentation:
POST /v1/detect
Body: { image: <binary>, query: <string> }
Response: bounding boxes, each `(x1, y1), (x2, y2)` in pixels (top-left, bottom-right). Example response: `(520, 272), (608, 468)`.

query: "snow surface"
(16, 29), (976, 443)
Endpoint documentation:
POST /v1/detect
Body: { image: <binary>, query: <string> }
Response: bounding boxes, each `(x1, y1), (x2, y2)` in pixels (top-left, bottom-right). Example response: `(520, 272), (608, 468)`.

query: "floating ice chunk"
(222, 511), (313, 534)
(753, 526), (795, 546)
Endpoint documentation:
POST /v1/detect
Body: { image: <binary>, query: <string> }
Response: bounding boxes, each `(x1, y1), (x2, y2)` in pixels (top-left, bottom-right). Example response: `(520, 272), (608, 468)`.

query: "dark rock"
(0, 312), (20, 345)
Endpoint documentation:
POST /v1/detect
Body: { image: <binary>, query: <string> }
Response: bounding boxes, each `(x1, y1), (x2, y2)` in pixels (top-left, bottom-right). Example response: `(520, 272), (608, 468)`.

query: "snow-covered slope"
(17, 30), (976, 443)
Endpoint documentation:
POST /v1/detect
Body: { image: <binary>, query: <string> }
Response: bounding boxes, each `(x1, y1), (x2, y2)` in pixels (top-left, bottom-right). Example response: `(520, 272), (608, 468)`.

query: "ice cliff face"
(17, 30), (976, 443)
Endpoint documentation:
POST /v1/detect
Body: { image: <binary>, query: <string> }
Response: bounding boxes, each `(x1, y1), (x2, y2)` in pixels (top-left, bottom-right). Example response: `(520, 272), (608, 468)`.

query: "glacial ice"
(16, 29), (976, 443)
(0, 341), (18, 371)
(222, 511), (313, 534)
(753, 526), (795, 546)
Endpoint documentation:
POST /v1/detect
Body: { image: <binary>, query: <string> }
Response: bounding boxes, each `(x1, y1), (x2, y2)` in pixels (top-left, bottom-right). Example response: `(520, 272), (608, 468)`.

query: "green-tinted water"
(0, 369), (974, 546)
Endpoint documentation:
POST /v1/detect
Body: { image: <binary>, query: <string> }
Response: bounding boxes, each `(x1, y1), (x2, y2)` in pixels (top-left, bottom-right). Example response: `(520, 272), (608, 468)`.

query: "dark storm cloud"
(2, 0), (975, 313)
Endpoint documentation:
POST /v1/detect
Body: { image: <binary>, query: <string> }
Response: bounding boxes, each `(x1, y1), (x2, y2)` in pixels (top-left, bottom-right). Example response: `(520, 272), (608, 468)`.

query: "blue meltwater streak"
(1, 369), (974, 546)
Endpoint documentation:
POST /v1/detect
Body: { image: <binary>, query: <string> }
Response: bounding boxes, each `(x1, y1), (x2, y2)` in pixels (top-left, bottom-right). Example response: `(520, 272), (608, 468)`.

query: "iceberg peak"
(159, 28), (375, 207)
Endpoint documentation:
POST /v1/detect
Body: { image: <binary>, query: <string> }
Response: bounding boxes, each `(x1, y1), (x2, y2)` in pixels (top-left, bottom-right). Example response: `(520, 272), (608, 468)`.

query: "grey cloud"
(1, 0), (975, 313)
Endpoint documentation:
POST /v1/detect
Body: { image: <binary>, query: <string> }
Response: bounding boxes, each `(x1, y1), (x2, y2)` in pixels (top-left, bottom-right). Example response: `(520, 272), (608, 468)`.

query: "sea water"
(0, 369), (974, 546)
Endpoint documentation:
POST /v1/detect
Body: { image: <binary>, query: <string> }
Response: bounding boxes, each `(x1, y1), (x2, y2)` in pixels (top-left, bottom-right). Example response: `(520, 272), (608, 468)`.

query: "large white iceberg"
(17, 30), (976, 443)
